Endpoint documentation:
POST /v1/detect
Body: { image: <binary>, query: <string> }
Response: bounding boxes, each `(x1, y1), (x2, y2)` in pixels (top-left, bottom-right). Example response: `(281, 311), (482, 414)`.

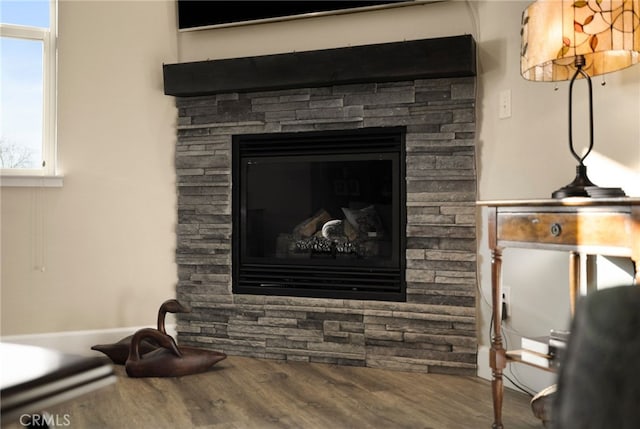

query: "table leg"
(632, 206), (640, 285)
(491, 247), (505, 429)
(585, 254), (597, 295)
(569, 251), (579, 315)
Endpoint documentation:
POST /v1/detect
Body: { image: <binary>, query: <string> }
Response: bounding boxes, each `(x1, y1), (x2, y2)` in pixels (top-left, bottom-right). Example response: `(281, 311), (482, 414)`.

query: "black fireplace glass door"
(242, 154), (398, 267)
(232, 127), (406, 301)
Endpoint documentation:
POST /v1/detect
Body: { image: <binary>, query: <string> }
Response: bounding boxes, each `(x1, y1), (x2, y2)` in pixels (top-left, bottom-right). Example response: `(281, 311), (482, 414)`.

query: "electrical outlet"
(499, 89), (512, 119)
(501, 287), (511, 321)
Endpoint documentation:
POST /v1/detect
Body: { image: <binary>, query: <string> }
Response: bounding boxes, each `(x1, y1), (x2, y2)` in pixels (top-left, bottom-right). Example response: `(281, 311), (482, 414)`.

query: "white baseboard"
(1, 324), (177, 357)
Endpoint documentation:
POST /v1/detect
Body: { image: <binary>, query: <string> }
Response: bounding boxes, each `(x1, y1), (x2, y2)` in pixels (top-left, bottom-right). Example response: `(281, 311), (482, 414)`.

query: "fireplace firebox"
(232, 127), (406, 301)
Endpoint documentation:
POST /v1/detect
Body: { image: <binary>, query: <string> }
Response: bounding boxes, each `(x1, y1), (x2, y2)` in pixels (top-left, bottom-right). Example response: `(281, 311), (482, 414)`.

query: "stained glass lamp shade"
(521, 0), (640, 198)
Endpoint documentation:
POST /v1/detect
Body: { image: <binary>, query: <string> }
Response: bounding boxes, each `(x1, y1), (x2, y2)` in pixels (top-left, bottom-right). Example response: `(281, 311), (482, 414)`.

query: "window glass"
(0, 0), (50, 28)
(1, 0), (53, 175)
(0, 37), (44, 169)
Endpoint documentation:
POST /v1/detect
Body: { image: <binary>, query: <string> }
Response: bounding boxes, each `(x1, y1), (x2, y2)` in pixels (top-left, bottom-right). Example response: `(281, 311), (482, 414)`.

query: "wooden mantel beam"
(163, 35), (476, 97)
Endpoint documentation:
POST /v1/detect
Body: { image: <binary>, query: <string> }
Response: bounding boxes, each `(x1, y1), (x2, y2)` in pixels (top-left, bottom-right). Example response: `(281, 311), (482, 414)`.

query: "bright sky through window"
(1, 0), (49, 27)
(1, 0), (51, 170)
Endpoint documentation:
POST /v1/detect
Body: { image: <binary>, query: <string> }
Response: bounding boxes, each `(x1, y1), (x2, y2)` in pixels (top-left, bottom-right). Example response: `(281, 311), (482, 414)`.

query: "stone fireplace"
(164, 36), (478, 374)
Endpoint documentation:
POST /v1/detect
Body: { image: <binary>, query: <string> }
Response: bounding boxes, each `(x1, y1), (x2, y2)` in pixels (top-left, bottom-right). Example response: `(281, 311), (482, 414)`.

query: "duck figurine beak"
(157, 299), (190, 335)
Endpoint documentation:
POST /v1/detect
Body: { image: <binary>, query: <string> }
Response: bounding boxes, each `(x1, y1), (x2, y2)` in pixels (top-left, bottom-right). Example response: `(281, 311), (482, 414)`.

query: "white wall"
(1, 1), (638, 392)
(177, 1), (476, 61)
(1, 0), (178, 335)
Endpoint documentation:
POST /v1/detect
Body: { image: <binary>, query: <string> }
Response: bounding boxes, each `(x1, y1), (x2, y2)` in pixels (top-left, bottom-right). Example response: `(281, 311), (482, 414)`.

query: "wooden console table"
(477, 198), (640, 429)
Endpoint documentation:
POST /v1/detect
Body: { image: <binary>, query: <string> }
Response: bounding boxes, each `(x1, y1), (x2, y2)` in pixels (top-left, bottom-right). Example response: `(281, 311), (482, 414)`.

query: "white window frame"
(0, 0), (60, 187)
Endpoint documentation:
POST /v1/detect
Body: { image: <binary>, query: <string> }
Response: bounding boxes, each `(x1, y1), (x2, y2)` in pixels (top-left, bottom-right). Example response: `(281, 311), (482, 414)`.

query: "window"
(1, 0), (57, 180)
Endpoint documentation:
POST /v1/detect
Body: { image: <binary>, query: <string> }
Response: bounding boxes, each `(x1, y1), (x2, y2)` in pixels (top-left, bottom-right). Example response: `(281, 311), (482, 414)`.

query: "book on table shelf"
(549, 337), (568, 350)
(519, 349), (560, 369)
(550, 329), (570, 342)
(549, 329), (570, 349)
(521, 334), (567, 357)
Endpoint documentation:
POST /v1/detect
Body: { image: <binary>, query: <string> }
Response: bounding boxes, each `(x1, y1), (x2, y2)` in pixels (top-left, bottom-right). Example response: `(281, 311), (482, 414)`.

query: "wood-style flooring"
(10, 356), (543, 429)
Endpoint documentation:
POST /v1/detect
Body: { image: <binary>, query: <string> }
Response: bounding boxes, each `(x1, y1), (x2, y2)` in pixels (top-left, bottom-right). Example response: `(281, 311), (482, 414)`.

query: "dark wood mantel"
(163, 35), (476, 97)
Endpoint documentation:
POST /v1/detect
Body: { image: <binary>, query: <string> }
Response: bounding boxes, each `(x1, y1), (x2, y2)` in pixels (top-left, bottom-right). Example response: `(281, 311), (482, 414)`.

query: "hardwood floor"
(13, 356), (543, 428)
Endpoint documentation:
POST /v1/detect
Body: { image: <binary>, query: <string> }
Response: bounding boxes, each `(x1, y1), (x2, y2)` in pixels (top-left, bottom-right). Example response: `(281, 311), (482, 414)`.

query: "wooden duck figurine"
(125, 328), (227, 378)
(156, 299), (190, 336)
(91, 299), (190, 364)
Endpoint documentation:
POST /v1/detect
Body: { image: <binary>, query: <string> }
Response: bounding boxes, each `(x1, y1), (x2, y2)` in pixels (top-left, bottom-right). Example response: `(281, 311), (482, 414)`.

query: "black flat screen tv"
(178, 1), (412, 30)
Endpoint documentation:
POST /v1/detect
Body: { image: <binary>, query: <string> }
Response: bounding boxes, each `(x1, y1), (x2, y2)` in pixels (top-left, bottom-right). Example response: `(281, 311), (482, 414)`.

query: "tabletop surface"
(477, 197), (640, 207)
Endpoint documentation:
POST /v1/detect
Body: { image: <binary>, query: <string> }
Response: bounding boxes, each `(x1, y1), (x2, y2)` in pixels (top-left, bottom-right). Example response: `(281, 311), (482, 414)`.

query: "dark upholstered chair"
(552, 285), (640, 429)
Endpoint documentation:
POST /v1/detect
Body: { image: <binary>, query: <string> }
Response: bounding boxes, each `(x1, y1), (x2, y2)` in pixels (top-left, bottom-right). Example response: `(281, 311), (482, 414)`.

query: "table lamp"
(521, 0), (639, 198)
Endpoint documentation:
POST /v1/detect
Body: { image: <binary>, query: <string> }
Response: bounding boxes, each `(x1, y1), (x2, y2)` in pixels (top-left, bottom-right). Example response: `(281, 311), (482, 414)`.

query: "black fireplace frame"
(232, 127), (407, 301)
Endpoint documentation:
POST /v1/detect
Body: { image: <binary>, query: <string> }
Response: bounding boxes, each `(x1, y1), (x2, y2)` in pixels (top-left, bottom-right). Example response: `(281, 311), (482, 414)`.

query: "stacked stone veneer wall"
(175, 77), (477, 374)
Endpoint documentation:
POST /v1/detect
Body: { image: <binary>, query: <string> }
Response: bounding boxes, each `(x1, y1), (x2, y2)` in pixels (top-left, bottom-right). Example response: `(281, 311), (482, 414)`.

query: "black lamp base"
(552, 165), (626, 199)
